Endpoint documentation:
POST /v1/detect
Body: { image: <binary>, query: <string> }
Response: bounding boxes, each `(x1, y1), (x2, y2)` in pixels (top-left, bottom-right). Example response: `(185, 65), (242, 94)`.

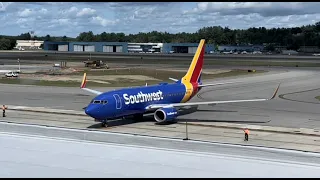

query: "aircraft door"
(113, 94), (122, 109)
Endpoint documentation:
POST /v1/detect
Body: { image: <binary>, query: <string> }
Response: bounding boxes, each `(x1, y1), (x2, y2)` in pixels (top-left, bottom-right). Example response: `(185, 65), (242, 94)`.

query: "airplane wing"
(80, 73), (103, 95)
(198, 82), (237, 87)
(169, 77), (237, 87)
(169, 77), (179, 82)
(145, 83), (280, 110)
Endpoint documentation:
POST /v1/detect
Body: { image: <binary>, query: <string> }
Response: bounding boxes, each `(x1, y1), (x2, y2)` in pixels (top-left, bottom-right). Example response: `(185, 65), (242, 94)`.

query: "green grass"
(15, 54), (320, 67)
(315, 96), (320, 101)
(0, 68), (266, 87)
(71, 68), (266, 80)
(49, 58), (320, 67)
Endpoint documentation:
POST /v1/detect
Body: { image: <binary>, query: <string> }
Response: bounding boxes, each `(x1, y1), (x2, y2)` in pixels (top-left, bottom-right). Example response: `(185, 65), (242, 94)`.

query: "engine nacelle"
(154, 107), (178, 123)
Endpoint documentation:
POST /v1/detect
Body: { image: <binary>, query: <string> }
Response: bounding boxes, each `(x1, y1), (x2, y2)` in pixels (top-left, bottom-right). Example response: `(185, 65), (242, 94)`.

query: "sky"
(0, 2), (320, 37)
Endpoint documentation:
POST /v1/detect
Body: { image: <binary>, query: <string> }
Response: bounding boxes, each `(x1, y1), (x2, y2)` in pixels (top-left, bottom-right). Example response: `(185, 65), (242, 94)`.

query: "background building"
(15, 40), (44, 50)
(44, 42), (128, 53)
(218, 45), (264, 52)
(127, 43), (163, 53)
(44, 41), (216, 54)
(162, 43), (214, 54)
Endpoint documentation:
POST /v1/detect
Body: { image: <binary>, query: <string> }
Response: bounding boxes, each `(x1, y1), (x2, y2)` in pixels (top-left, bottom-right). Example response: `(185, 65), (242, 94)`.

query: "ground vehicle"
(83, 60), (109, 69)
(5, 71), (19, 77)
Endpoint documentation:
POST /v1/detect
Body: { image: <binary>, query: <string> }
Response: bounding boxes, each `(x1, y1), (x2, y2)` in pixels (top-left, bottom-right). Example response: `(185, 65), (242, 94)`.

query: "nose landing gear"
(95, 119), (108, 128)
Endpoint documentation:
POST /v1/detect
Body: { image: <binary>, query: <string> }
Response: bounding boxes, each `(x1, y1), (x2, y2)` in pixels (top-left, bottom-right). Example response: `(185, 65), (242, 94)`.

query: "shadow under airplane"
(87, 105), (270, 128)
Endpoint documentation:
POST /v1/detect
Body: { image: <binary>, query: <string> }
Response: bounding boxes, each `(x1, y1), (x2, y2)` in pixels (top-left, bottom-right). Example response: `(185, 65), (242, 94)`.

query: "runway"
(1, 130), (320, 178)
(0, 51), (320, 63)
(1, 67), (320, 129)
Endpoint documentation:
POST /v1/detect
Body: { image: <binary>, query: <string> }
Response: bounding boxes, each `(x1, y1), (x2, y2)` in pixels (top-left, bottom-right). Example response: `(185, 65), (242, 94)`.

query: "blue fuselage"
(85, 83), (197, 120)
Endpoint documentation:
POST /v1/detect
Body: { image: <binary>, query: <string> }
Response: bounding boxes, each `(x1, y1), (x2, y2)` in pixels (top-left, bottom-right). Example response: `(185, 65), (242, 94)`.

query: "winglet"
(169, 77), (179, 82)
(81, 73), (87, 89)
(270, 83), (281, 100)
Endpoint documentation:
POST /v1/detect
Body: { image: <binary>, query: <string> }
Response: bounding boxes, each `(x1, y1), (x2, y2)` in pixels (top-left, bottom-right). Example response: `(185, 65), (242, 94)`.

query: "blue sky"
(0, 2), (320, 37)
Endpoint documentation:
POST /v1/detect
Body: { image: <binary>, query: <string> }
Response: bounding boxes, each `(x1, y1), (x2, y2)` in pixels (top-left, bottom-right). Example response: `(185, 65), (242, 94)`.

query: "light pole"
(183, 120), (189, 140)
(17, 58), (20, 72)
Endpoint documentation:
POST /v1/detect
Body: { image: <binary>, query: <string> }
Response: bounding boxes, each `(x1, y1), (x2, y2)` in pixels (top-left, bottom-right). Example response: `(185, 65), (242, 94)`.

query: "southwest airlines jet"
(81, 39), (280, 127)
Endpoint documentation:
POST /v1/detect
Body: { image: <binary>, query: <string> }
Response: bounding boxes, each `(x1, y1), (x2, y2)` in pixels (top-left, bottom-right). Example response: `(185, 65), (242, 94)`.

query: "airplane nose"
(85, 105), (95, 117)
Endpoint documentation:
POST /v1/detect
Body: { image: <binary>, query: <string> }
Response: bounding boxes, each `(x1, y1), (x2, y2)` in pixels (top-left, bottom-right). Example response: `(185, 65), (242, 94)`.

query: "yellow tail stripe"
(81, 73), (87, 88)
(182, 39), (205, 82)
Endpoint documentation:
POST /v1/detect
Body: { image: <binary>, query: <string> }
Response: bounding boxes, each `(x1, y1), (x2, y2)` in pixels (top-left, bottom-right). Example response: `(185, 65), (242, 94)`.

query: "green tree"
(0, 38), (12, 50)
(44, 34), (51, 41)
(62, 36), (68, 41)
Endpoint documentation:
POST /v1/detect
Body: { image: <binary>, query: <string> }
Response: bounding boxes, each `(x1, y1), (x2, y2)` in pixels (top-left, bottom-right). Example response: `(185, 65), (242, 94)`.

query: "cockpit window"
(90, 100), (107, 104)
(93, 100), (101, 104)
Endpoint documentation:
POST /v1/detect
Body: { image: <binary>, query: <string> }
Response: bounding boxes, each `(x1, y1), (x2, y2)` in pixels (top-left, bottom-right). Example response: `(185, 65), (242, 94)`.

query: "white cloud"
(0, 2), (319, 37)
(68, 6), (78, 13)
(188, 2), (320, 17)
(91, 16), (117, 27)
(0, 2), (13, 11)
(39, 8), (48, 14)
(17, 18), (29, 24)
(76, 7), (96, 17)
(18, 9), (33, 17)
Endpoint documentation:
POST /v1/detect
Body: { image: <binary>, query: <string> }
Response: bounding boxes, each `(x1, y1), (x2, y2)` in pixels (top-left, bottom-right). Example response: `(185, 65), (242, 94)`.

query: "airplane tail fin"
(81, 73), (87, 88)
(181, 39), (205, 84)
(80, 73), (103, 95)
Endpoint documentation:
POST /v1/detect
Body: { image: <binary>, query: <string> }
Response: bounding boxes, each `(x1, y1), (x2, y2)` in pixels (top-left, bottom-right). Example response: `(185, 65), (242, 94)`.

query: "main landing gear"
(101, 120), (108, 128)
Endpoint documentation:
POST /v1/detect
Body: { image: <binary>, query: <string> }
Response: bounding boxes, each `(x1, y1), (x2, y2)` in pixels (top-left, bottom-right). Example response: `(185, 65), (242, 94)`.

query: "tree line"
(0, 21), (319, 51)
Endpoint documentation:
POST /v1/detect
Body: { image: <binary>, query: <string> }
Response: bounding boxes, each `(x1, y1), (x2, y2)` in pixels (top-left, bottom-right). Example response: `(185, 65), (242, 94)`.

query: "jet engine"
(154, 107), (178, 123)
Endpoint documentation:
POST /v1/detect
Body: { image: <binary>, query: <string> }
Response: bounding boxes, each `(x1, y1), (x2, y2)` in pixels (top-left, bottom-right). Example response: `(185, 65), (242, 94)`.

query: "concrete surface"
(1, 125), (320, 178)
(2, 109), (320, 153)
(2, 66), (320, 152)
(1, 67), (320, 129)
(5, 104), (320, 136)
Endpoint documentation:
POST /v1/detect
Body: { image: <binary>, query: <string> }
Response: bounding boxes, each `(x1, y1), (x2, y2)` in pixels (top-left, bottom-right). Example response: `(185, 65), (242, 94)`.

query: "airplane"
(80, 39), (280, 127)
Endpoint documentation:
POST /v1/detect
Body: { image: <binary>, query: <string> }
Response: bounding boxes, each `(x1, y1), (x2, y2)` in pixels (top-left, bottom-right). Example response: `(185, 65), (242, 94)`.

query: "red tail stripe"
(190, 45), (205, 83)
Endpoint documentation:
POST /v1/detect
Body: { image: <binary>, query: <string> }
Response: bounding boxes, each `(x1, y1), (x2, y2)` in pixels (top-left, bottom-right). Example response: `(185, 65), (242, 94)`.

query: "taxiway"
(1, 67), (320, 129)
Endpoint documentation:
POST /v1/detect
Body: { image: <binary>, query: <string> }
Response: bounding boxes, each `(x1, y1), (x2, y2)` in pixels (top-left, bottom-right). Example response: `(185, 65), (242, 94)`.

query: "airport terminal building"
(43, 41), (215, 54)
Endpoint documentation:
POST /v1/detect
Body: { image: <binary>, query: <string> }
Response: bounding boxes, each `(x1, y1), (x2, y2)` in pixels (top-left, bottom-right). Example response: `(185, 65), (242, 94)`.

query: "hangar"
(162, 43), (214, 54)
(43, 42), (69, 51)
(43, 41), (215, 54)
(43, 41), (128, 53)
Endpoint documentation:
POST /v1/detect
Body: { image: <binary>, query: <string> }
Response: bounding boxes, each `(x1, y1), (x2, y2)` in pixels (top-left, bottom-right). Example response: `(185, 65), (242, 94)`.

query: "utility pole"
(183, 120), (189, 140)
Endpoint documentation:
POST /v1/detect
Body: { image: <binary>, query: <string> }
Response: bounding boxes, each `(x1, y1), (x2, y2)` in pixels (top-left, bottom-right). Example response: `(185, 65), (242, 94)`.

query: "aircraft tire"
(101, 121), (108, 127)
